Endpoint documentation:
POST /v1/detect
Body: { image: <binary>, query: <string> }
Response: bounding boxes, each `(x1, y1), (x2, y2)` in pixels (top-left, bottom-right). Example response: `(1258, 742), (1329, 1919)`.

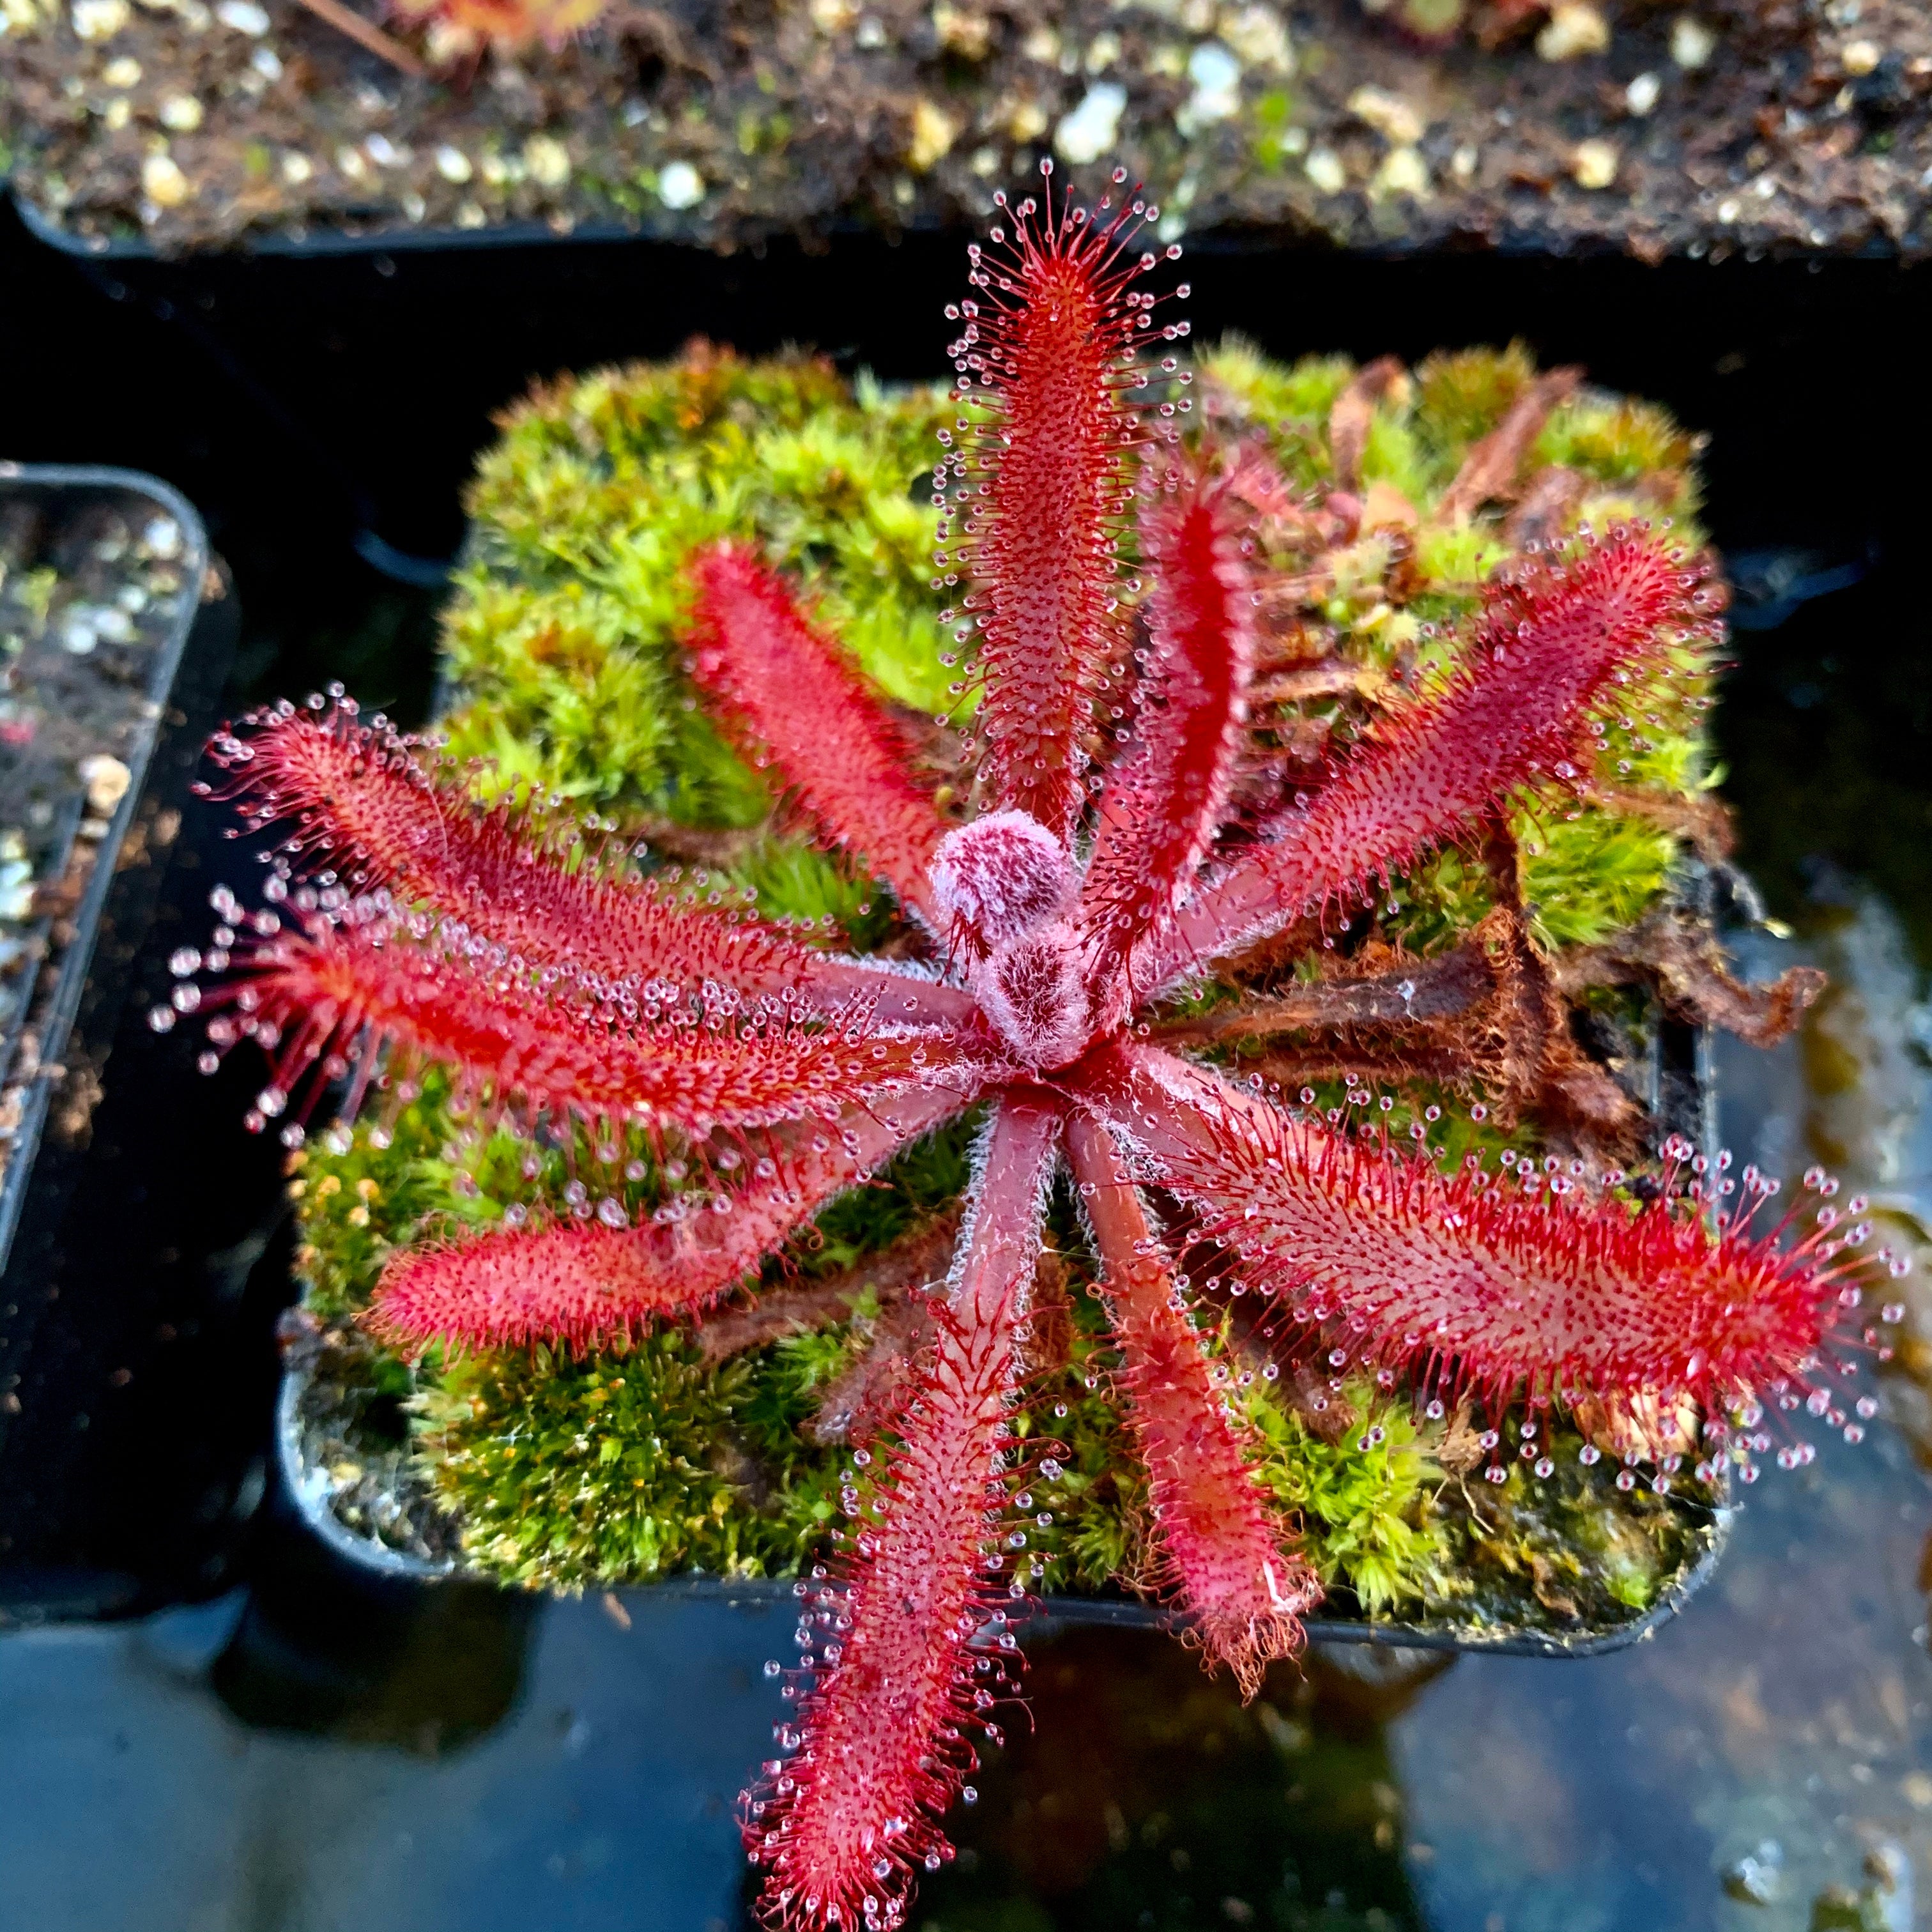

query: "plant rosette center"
(930, 811), (1092, 1068)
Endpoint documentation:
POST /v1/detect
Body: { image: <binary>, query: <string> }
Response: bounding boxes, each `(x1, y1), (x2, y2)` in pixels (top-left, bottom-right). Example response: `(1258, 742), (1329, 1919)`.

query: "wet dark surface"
(0, 203), (1928, 1931)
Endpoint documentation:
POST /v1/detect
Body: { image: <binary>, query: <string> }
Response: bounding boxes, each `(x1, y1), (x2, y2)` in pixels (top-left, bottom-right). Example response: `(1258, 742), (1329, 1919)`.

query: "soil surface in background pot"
(2, 0), (1927, 257)
(0, 488), (195, 1190)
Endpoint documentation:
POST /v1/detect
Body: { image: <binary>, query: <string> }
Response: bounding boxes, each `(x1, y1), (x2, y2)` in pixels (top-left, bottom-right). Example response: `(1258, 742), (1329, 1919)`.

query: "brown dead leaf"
(1327, 356), (1407, 495)
(1435, 367), (1581, 525)
(1553, 902), (1826, 1047)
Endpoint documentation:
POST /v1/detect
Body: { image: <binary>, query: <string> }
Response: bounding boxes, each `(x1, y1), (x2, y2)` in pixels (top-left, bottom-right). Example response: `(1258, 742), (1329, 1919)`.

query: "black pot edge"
(0, 462), (211, 1275)
(273, 1357), (1732, 1660)
(12, 182), (1907, 271)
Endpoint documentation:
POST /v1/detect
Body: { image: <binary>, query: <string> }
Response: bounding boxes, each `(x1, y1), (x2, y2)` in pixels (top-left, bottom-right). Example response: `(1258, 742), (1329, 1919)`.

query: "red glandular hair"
(1143, 532), (1722, 986)
(234, 912), (997, 1143)
(744, 1099), (1059, 1931)
(1080, 1044), (1860, 1422)
(938, 174), (1172, 839)
(1066, 1113), (1317, 1692)
(684, 544), (951, 930)
(1079, 475), (1253, 1006)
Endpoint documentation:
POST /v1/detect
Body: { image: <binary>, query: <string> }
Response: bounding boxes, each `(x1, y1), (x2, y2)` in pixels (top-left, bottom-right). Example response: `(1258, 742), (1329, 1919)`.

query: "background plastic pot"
(0, 463), (240, 1621)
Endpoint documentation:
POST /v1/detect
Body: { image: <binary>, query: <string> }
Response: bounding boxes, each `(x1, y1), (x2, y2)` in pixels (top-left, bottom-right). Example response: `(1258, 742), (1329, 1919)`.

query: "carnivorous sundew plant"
(178, 165), (1903, 1932)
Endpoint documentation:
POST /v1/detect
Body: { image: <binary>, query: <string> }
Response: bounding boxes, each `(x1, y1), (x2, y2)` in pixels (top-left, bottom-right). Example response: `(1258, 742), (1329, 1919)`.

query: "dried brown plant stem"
(289, 0), (427, 77)
(1478, 815), (1643, 1150)
(694, 1213), (961, 1368)
(1551, 903), (1827, 1047)
(1327, 355), (1407, 494)
(1250, 661), (1392, 709)
(1435, 369), (1582, 525)
(1154, 933), (1498, 1046)
(1503, 465), (1588, 549)
(1583, 780), (1738, 864)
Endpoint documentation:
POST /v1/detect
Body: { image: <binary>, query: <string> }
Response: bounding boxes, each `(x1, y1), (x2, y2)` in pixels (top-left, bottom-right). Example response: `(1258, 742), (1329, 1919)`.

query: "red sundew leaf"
(1064, 1112), (1319, 1694)
(1073, 1043), (1850, 1422)
(947, 185), (1153, 840)
(1078, 475), (1254, 1015)
(1137, 530), (1722, 990)
(684, 544), (953, 931)
(207, 701), (976, 1029)
(244, 916), (1003, 1140)
(744, 1095), (1061, 1931)
(369, 1089), (975, 1353)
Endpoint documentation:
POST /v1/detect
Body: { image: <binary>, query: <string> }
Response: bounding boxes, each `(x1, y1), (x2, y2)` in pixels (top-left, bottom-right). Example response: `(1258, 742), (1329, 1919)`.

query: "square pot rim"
(17, 185), (1902, 272)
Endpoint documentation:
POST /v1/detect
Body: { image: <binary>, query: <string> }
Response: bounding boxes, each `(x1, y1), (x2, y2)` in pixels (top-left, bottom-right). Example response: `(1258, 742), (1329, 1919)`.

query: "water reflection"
(211, 1514), (537, 1753)
(0, 1581), (778, 1932)
(909, 1628), (1439, 1931)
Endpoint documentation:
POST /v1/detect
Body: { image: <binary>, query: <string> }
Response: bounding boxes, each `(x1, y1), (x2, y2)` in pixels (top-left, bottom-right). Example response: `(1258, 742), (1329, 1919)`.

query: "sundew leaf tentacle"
(942, 169), (1167, 839)
(235, 912), (1002, 1144)
(1066, 1110), (1319, 1694)
(1078, 474), (1254, 1021)
(1136, 530), (1722, 992)
(370, 1089), (976, 1353)
(1073, 1042), (1857, 1427)
(684, 542), (954, 932)
(206, 697), (975, 1027)
(742, 1094), (1061, 1930)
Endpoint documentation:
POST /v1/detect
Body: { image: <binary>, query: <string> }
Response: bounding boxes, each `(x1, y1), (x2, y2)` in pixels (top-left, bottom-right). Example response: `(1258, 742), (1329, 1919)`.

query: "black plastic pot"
(273, 1353), (1731, 1660)
(0, 463), (241, 1619)
(0, 464), (217, 1275)
(11, 182), (654, 263)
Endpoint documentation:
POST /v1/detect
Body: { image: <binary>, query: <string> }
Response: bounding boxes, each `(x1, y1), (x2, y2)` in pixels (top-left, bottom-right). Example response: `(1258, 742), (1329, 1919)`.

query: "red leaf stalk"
(1065, 1112), (1319, 1694)
(940, 174), (1157, 839)
(1077, 1044), (1857, 1423)
(1080, 475), (1254, 1014)
(684, 544), (952, 930)
(369, 1089), (975, 1352)
(1142, 530), (1721, 987)
(744, 1096), (1060, 1929)
(206, 700), (974, 1028)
